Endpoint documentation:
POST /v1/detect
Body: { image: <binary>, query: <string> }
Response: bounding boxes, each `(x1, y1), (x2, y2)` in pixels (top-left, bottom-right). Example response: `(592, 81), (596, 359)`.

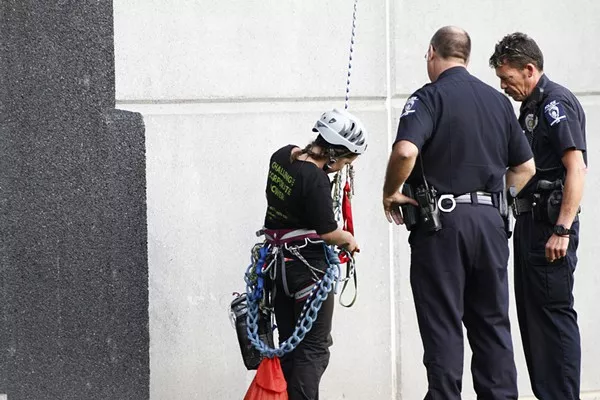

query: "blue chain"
(245, 244), (341, 358)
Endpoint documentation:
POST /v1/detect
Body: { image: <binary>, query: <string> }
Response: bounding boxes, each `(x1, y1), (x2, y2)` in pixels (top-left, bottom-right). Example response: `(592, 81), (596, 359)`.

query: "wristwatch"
(553, 224), (574, 237)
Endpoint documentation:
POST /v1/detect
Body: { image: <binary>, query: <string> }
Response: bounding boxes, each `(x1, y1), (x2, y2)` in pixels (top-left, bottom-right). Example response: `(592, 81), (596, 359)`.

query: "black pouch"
(546, 189), (563, 225)
(401, 184), (419, 231)
(415, 185), (442, 232)
(230, 293), (275, 370)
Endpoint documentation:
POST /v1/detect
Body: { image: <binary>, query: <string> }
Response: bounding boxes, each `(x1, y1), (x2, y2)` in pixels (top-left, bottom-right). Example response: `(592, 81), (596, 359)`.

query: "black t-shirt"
(394, 66), (533, 194)
(518, 74), (587, 194)
(264, 145), (338, 255)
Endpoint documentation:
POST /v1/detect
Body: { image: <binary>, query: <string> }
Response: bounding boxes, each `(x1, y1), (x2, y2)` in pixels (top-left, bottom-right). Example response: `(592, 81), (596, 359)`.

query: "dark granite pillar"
(0, 1), (149, 399)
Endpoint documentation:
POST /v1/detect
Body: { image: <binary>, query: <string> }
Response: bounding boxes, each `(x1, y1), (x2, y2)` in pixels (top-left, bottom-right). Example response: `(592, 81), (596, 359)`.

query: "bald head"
(430, 26), (471, 63)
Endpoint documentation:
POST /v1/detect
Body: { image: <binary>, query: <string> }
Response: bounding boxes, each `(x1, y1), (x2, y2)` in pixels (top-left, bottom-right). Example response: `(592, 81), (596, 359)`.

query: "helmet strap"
(323, 157), (336, 172)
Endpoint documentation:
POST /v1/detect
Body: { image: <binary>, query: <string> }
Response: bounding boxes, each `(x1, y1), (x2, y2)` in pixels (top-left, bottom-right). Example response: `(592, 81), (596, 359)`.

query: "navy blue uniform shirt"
(395, 66), (533, 194)
(518, 74), (586, 192)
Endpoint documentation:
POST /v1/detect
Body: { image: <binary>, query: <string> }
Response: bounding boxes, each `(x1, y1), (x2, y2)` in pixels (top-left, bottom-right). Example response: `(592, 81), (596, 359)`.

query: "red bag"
(244, 357), (288, 400)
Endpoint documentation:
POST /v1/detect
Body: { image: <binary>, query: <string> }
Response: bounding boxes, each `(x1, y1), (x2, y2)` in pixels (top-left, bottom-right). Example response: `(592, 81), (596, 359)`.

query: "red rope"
(338, 180), (354, 264)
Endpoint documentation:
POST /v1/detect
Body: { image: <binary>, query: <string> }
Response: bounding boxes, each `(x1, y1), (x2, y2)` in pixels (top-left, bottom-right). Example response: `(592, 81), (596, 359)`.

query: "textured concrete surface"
(114, 0), (600, 398)
(0, 1), (149, 399)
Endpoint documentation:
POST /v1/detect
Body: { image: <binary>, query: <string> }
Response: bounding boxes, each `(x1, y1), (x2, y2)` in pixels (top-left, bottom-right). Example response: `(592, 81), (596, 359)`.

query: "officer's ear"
(426, 44), (435, 62)
(524, 63), (536, 78)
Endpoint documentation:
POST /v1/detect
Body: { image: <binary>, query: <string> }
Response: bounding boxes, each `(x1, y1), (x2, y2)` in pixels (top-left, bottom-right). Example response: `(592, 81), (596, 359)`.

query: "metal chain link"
(332, 171), (343, 222)
(244, 244), (341, 358)
(348, 164), (355, 198)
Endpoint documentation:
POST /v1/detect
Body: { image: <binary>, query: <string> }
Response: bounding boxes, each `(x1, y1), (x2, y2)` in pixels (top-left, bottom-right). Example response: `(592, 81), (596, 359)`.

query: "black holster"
(532, 179), (564, 225)
(499, 184), (513, 238)
(401, 184), (419, 230)
(401, 184), (442, 232)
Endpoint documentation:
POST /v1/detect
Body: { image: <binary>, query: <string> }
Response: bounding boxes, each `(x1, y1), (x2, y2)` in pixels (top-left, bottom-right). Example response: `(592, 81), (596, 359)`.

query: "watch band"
(553, 224), (573, 236)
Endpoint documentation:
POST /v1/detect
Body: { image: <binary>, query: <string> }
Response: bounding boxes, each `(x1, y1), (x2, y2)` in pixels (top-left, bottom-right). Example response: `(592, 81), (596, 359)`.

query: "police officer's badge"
(525, 113), (538, 132)
(544, 100), (567, 126)
(400, 96), (418, 118)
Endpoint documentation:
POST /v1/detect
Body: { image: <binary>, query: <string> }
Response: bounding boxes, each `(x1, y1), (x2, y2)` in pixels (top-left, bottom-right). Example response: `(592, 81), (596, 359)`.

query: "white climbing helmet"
(312, 108), (368, 155)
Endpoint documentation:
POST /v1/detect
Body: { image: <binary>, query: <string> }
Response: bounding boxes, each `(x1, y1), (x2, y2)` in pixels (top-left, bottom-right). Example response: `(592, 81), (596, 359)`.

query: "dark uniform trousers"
(274, 259), (334, 400)
(409, 204), (518, 400)
(513, 216), (581, 400)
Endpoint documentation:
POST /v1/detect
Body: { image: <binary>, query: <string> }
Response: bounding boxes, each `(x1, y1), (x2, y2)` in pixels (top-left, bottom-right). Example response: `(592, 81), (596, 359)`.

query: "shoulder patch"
(400, 96), (419, 118)
(543, 100), (567, 126)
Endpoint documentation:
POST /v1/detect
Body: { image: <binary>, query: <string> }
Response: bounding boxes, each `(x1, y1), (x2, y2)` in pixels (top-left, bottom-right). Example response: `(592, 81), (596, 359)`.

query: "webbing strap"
(263, 228), (320, 245)
(280, 253), (291, 297)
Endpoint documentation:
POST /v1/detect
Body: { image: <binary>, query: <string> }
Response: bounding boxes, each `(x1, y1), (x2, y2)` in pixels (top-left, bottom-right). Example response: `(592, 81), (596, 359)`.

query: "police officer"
(489, 32), (587, 400)
(382, 26), (535, 399)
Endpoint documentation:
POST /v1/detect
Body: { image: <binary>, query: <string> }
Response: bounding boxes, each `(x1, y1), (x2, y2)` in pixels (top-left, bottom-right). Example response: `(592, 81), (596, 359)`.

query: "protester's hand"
(344, 235), (359, 254)
(546, 234), (569, 262)
(383, 192), (418, 225)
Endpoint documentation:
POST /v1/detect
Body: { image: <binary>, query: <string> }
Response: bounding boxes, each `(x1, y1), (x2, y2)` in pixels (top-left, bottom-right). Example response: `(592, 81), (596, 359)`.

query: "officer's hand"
(545, 234), (569, 262)
(383, 192), (418, 225)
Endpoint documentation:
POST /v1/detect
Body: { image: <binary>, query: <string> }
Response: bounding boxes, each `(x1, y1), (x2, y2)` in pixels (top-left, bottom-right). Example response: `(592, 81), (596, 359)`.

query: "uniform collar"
(521, 73), (549, 111)
(437, 66), (468, 80)
(536, 73), (549, 88)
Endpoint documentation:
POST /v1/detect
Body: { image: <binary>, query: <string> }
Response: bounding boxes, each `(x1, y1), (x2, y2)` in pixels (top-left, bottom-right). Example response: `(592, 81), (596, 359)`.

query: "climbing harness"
(232, 229), (356, 365)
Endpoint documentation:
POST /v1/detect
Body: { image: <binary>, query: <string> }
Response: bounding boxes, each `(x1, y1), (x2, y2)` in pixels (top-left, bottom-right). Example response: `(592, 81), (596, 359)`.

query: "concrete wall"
(114, 0), (600, 398)
(1, 2), (148, 399)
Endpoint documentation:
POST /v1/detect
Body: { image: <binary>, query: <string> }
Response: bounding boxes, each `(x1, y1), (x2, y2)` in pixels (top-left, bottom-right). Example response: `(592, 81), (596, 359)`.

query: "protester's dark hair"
(430, 26), (471, 62)
(489, 32), (544, 70)
(291, 135), (353, 163)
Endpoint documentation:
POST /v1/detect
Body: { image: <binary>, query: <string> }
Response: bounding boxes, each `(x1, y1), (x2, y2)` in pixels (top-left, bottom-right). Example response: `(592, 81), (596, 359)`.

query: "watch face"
(554, 225), (569, 235)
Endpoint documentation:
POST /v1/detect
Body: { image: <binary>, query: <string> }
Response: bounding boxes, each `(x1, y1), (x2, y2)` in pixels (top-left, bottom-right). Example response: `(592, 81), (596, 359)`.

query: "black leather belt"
(512, 197), (533, 216)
